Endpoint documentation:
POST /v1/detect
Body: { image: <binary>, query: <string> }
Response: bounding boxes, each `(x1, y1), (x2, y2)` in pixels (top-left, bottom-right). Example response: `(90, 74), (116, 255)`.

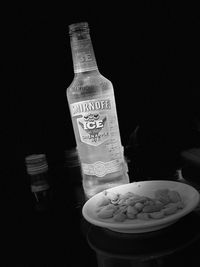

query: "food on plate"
(96, 188), (184, 222)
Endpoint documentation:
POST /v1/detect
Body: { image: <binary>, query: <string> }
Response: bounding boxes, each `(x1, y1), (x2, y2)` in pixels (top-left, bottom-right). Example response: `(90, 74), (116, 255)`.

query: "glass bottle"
(66, 22), (129, 199)
(25, 154), (51, 211)
(64, 147), (81, 184)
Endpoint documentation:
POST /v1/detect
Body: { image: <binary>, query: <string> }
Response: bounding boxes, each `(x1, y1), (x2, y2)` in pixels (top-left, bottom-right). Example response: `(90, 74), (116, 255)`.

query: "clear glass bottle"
(25, 154), (51, 211)
(66, 22), (129, 198)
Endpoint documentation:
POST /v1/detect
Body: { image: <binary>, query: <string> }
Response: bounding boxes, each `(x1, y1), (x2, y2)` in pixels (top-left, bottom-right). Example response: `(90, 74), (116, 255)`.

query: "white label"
(77, 114), (109, 146)
(71, 99), (111, 117)
(81, 159), (122, 177)
(70, 94), (124, 177)
(71, 98), (111, 146)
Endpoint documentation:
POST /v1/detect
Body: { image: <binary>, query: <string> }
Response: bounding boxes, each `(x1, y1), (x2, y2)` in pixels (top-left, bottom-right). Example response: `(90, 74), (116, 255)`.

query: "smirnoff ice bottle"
(66, 22), (129, 198)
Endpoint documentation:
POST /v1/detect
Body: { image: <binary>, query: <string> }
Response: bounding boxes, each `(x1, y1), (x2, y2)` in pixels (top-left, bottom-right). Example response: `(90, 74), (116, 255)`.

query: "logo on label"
(82, 159), (122, 177)
(71, 99), (111, 117)
(77, 113), (109, 146)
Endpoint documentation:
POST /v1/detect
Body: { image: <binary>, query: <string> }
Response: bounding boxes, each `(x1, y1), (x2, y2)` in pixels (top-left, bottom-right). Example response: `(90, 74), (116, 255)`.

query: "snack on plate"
(96, 189), (184, 222)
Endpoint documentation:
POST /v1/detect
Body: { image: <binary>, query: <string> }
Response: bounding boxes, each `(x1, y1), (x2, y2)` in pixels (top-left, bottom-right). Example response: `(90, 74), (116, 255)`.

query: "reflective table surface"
(3, 163), (200, 267)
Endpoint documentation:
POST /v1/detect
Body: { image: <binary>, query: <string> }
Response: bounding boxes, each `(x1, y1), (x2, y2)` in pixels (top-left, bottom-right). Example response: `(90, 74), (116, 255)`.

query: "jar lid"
(25, 154), (48, 175)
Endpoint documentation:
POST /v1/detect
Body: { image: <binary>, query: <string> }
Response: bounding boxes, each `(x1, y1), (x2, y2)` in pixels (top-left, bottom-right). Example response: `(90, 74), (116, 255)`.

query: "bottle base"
(83, 174), (130, 199)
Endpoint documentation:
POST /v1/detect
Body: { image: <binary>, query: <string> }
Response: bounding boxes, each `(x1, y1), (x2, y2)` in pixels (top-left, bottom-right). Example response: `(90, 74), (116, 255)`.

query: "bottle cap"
(69, 22), (89, 35)
(25, 154), (48, 175)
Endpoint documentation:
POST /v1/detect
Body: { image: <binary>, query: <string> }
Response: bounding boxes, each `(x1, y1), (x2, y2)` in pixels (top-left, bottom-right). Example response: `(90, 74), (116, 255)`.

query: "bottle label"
(71, 37), (97, 73)
(71, 98), (111, 146)
(70, 95), (125, 177)
(81, 159), (122, 177)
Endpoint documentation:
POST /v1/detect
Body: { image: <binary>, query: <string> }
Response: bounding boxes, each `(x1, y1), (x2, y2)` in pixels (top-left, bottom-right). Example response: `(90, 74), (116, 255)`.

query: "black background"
(2, 2), (200, 207)
(1, 2), (200, 266)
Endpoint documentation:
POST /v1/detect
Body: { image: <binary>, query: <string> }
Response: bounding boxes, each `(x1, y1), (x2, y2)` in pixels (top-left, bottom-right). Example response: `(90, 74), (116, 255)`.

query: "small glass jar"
(25, 154), (51, 212)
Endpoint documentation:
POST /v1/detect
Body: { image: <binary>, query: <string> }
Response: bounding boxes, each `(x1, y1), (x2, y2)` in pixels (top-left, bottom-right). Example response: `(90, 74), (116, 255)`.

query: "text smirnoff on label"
(71, 99), (111, 117)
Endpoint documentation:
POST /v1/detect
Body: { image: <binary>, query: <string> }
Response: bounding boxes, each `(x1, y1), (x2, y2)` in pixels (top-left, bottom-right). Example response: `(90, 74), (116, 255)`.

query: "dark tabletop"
(3, 163), (200, 267)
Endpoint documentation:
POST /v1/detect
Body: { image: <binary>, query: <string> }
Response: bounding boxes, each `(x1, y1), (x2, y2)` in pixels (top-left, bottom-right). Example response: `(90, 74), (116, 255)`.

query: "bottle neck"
(70, 31), (98, 74)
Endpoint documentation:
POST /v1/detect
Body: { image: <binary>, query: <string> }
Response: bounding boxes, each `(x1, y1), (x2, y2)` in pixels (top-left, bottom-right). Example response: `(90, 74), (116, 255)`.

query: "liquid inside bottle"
(67, 22), (129, 198)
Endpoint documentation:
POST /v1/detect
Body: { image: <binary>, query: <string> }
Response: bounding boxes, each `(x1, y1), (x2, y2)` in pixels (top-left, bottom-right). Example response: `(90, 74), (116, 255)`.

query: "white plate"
(82, 180), (200, 233)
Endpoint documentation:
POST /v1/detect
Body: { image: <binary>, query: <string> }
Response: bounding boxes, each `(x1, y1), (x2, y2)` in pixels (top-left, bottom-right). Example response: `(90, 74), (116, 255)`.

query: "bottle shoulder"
(67, 71), (113, 102)
(68, 71), (112, 86)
